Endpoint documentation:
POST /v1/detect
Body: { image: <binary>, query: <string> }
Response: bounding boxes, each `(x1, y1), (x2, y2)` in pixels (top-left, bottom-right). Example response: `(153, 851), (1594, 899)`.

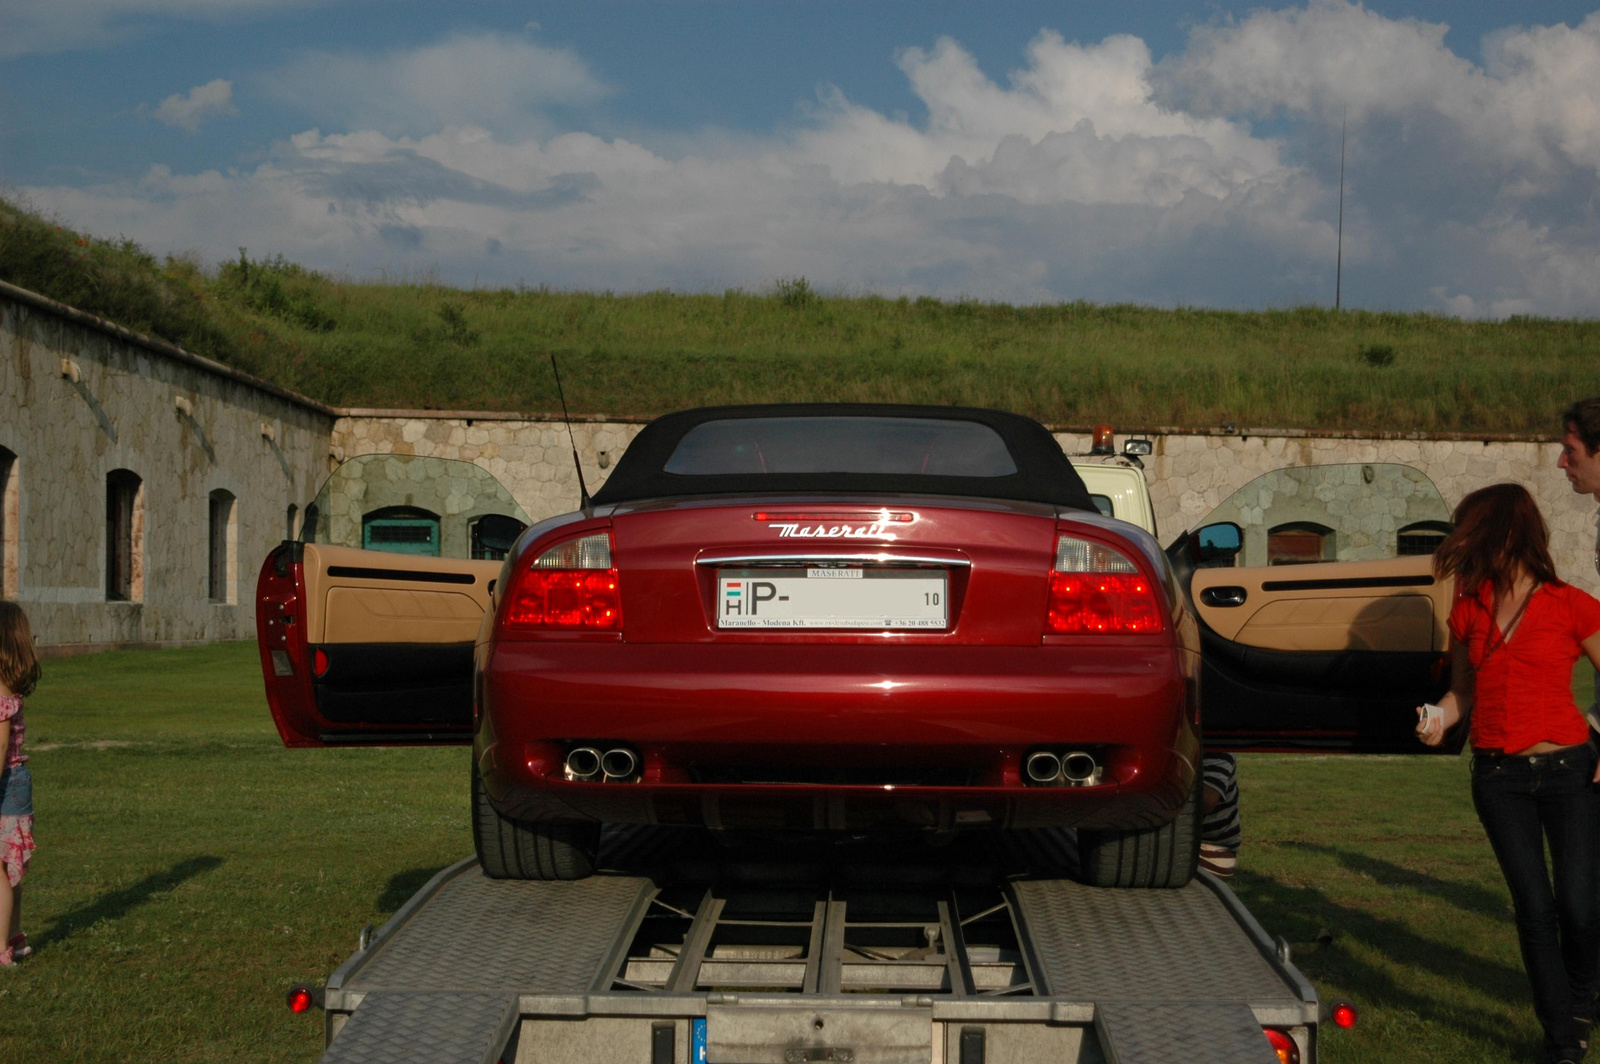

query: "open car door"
(1170, 463), (1460, 753)
(256, 455), (529, 746)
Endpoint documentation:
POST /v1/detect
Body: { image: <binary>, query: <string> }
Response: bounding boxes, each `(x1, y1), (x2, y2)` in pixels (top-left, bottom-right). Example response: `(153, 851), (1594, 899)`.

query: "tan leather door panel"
(301, 543), (500, 644)
(324, 587), (485, 644)
(1192, 556), (1449, 652)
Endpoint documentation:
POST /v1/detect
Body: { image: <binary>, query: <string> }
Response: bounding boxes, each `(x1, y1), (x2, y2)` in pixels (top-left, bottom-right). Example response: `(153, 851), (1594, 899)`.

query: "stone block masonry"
(1, 281), (335, 654)
(1056, 429), (1598, 599)
(8, 270), (1597, 652)
(336, 416), (1600, 599)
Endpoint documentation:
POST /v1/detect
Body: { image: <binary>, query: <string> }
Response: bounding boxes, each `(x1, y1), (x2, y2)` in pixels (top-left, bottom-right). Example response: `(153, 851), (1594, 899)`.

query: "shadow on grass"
(1234, 868), (1535, 1060)
(379, 866), (450, 913)
(1285, 842), (1513, 924)
(37, 855), (224, 949)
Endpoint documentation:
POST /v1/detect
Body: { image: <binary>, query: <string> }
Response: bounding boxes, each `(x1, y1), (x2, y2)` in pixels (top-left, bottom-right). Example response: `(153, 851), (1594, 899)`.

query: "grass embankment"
(3, 196), (1598, 433)
(2, 644), (1594, 1062)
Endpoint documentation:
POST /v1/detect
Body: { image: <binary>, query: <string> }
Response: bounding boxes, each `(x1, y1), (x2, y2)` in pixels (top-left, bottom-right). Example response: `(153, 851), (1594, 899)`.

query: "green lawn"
(1, 644), (1592, 1062)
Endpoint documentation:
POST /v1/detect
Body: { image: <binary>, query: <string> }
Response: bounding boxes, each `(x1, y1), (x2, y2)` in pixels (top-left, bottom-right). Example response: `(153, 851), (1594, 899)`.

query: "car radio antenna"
(550, 354), (591, 510)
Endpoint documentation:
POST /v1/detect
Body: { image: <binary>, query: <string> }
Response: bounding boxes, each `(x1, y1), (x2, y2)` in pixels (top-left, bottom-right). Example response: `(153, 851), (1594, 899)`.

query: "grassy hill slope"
(3, 196), (1595, 432)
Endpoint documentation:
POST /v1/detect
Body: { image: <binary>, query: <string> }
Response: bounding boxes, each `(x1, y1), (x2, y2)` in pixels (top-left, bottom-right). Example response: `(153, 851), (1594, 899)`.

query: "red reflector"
(286, 985), (315, 1014)
(312, 648), (329, 677)
(1262, 1028), (1299, 1064)
(1331, 1001), (1358, 1029)
(505, 568), (622, 630)
(1047, 572), (1164, 633)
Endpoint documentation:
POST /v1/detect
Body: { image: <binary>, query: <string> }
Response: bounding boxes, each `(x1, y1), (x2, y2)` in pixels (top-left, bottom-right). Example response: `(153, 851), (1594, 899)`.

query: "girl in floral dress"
(0, 601), (40, 967)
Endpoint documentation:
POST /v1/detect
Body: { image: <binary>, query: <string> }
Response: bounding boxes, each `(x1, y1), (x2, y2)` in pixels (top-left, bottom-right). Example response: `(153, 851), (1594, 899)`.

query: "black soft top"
(592, 404), (1094, 510)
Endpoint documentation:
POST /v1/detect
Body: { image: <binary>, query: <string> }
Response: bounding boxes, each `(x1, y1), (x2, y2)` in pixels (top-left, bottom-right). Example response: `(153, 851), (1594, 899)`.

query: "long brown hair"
(0, 601), (40, 698)
(1433, 483), (1560, 599)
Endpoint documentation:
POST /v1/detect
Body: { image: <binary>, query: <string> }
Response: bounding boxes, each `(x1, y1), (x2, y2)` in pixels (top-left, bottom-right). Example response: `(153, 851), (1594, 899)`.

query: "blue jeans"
(0, 763), (29, 817)
(1473, 744), (1600, 1061)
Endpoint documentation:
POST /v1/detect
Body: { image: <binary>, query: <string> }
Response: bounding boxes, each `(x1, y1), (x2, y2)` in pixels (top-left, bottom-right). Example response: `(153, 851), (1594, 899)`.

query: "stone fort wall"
(8, 268), (1595, 655)
(334, 415), (1600, 598)
(1, 282), (334, 653)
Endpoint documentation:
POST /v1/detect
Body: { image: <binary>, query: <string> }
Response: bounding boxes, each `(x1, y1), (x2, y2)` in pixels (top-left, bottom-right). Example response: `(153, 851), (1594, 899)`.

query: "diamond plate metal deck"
(320, 991), (518, 1064)
(346, 870), (652, 993)
(1010, 877), (1296, 1002)
(1096, 1001), (1281, 1064)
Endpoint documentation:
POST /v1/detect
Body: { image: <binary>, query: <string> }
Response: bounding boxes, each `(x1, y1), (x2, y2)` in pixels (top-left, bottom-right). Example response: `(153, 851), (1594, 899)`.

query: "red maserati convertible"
(260, 405), (1205, 887)
(258, 405), (1458, 889)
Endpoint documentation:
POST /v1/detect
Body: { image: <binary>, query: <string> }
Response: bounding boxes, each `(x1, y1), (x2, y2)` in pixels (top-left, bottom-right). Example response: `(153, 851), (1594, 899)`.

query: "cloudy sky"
(3, 0), (1599, 317)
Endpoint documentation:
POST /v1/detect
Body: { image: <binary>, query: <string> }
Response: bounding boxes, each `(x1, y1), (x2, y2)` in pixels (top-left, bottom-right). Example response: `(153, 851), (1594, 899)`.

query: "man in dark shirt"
(1558, 398), (1600, 734)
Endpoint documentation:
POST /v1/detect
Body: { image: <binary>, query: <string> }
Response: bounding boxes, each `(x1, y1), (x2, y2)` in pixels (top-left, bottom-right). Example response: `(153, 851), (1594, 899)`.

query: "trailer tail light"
(1331, 1001), (1358, 1029)
(286, 984), (317, 1014)
(504, 532), (622, 630)
(1262, 1028), (1299, 1064)
(1047, 536), (1164, 633)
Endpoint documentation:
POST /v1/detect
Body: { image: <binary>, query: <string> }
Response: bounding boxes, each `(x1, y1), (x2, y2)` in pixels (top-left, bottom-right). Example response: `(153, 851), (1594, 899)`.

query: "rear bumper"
(478, 641), (1200, 832)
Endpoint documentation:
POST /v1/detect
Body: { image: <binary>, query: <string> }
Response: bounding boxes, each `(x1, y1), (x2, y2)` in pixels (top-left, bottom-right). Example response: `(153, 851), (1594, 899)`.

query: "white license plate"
(716, 568), (947, 629)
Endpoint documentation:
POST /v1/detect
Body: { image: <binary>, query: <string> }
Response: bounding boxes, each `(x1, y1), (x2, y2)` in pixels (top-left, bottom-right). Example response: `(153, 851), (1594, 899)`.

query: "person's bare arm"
(1580, 630), (1600, 781)
(1417, 639), (1472, 746)
(0, 677), (11, 767)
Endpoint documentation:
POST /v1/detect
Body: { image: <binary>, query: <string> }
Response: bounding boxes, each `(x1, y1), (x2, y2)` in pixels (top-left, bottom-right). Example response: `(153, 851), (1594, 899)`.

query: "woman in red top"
(1418, 484), (1600, 1064)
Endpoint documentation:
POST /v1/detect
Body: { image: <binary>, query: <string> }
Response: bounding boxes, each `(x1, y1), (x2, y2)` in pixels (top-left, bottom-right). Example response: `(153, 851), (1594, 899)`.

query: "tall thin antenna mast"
(1336, 108), (1346, 312)
(550, 355), (591, 510)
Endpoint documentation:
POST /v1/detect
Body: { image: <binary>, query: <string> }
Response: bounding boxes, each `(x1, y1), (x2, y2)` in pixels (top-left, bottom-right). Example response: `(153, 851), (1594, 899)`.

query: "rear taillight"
(1046, 535), (1164, 633)
(504, 532), (622, 630)
(1262, 1028), (1300, 1064)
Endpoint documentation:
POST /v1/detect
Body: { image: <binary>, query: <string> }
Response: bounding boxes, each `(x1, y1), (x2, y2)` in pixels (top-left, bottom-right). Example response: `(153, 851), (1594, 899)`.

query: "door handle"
(1200, 586), (1248, 608)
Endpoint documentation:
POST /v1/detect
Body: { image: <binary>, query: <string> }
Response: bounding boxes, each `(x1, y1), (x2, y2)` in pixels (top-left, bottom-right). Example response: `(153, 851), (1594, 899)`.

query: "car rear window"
(663, 417), (1019, 478)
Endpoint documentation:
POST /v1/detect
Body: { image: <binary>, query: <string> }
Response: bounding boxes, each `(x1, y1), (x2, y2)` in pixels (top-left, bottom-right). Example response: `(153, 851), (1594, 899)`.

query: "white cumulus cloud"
(259, 31), (611, 138)
(16, 3), (1600, 317)
(152, 78), (237, 132)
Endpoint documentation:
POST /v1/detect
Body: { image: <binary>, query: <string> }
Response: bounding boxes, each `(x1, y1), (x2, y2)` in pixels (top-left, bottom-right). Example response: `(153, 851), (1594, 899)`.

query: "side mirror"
(1192, 522), (1243, 563)
(1123, 439), (1153, 456)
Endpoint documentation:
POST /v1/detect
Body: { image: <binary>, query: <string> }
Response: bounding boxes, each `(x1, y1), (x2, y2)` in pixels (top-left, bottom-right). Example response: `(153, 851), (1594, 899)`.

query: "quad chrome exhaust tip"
(564, 746), (602, 782)
(565, 744), (640, 782)
(601, 747), (639, 782)
(1024, 751), (1063, 784)
(1024, 749), (1102, 786)
(1061, 751), (1100, 786)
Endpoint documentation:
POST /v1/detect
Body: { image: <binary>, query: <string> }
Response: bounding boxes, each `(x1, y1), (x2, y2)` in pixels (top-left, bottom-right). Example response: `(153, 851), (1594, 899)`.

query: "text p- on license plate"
(717, 568), (947, 629)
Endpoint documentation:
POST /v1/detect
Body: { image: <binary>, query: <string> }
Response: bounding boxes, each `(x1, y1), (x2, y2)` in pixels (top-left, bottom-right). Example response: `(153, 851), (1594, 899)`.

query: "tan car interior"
(301, 543), (501, 645)
(1191, 555), (1452, 653)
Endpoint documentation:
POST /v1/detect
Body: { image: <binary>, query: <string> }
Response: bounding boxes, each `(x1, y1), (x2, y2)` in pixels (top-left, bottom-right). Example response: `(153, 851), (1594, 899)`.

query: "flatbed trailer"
(309, 828), (1319, 1064)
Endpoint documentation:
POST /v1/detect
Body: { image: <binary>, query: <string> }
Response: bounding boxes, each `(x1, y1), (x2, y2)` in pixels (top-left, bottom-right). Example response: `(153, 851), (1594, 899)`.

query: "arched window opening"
(0, 447), (17, 598)
(1397, 520), (1452, 557)
(106, 469), (144, 602)
(209, 489), (237, 604)
(362, 506), (441, 556)
(470, 514), (528, 561)
(1267, 522), (1335, 566)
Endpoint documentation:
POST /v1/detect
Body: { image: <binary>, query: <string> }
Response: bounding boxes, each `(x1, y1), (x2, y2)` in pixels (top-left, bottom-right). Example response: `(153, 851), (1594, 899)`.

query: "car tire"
(472, 760), (598, 881)
(1077, 768), (1202, 889)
